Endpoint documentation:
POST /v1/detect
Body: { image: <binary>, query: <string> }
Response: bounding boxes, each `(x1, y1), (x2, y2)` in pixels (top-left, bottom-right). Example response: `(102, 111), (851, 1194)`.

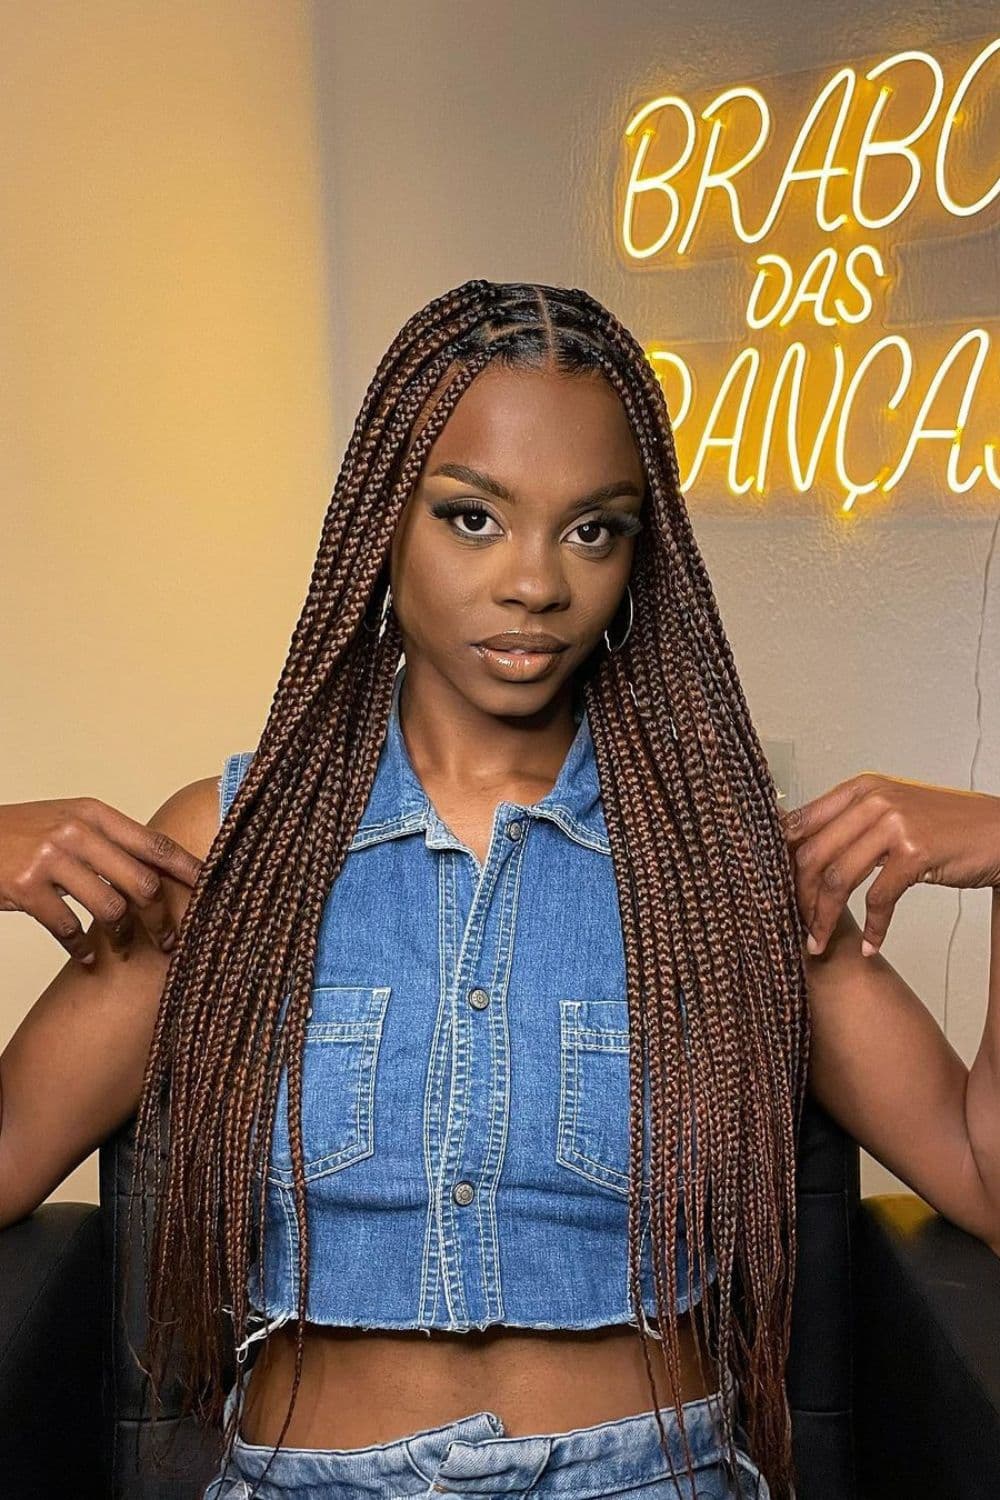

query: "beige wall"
(1, 0), (335, 1207)
(3, 2), (998, 1210)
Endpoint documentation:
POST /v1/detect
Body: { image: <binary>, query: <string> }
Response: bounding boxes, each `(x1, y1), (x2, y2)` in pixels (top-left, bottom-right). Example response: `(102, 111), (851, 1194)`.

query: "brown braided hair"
(125, 278), (810, 1499)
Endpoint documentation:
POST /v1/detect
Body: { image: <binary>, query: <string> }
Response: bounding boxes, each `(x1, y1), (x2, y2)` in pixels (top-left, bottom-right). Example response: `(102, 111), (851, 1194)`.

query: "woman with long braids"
(4, 279), (1000, 1500)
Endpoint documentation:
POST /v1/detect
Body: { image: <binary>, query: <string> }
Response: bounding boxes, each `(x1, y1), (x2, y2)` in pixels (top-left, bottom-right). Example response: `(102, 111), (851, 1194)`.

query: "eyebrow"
(427, 462), (643, 514)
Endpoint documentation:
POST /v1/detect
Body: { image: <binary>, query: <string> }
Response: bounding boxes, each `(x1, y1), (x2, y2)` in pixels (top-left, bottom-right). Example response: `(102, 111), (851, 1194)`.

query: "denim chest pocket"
(557, 999), (637, 1196)
(266, 985), (391, 1186)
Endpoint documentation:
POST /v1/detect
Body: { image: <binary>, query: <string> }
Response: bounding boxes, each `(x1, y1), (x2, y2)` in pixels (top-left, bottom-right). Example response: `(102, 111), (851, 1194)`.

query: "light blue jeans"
(202, 1367), (772, 1499)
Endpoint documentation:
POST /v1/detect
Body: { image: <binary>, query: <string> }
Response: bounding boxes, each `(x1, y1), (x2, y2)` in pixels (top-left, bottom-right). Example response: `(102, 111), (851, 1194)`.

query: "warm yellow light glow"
(623, 37), (1000, 505)
(742, 68), (855, 243)
(746, 255), (794, 329)
(832, 245), (886, 324)
(777, 248), (842, 327)
(852, 51), (944, 229)
(935, 38), (1000, 216)
(833, 336), (913, 511)
(755, 342), (847, 491)
(679, 347), (759, 493)
(881, 329), (993, 492)
(621, 96), (696, 259)
(652, 330), (999, 511)
(621, 37), (1000, 255)
(648, 349), (694, 428)
(676, 87), (771, 255)
(746, 246), (886, 328)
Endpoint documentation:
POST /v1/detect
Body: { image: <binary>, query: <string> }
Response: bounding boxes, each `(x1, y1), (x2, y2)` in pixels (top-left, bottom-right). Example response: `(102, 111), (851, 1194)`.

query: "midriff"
(239, 1312), (719, 1448)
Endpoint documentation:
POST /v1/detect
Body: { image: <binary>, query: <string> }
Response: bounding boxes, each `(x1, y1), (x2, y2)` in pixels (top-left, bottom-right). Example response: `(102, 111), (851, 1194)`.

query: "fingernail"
(82, 951), (96, 966)
(161, 931), (177, 952)
(806, 932), (821, 955)
(861, 939), (877, 958)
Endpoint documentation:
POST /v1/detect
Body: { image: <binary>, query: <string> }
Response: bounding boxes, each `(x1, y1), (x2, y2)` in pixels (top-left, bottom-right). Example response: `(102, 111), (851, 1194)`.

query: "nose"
(491, 541), (570, 613)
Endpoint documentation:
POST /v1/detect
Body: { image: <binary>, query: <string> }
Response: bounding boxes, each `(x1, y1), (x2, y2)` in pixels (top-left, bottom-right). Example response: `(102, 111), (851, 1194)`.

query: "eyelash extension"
(429, 499), (643, 543)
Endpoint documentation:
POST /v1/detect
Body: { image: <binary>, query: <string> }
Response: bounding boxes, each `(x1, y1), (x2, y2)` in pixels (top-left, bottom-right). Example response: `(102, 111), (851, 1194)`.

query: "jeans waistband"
(216, 1361), (739, 1498)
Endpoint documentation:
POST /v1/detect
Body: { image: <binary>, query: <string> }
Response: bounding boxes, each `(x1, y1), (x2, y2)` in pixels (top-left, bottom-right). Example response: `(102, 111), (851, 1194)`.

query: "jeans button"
(506, 819), (523, 840)
(452, 1180), (475, 1206)
(468, 988), (490, 1010)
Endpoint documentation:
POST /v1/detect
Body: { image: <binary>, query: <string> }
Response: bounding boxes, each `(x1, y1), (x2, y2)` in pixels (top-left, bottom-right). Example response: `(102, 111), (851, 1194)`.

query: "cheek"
(572, 551), (634, 617)
(393, 536), (474, 643)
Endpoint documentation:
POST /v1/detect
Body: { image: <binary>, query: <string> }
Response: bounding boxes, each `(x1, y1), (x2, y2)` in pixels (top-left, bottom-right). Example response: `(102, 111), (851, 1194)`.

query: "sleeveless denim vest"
(219, 665), (716, 1353)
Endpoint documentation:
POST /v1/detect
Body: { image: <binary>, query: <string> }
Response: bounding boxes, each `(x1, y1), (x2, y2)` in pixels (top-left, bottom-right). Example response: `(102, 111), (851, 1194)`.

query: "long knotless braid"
(124, 278), (810, 1500)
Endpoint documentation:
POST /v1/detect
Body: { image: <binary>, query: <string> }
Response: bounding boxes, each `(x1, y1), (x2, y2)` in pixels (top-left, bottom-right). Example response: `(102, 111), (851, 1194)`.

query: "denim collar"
(349, 663), (611, 857)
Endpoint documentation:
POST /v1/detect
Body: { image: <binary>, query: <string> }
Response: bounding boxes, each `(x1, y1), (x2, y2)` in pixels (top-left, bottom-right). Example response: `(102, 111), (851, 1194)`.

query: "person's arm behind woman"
(0, 776), (218, 1229)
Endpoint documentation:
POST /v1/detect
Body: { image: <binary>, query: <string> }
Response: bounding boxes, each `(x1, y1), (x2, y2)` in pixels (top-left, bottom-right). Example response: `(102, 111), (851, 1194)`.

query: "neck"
(396, 658), (581, 795)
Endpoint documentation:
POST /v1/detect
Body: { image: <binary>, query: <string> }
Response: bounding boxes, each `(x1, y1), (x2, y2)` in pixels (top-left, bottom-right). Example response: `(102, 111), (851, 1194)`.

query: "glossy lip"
(476, 631), (569, 652)
(472, 643), (565, 680)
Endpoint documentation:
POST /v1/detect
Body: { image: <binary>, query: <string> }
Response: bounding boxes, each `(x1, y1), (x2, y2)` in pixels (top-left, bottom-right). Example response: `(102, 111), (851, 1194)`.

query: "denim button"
(468, 988), (490, 1010)
(506, 820), (524, 840)
(452, 1180), (475, 1205)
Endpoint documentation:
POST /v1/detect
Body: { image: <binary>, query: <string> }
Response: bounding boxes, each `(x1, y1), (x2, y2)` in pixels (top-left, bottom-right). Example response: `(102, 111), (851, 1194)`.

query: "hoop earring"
(363, 581), (393, 635)
(603, 584), (634, 654)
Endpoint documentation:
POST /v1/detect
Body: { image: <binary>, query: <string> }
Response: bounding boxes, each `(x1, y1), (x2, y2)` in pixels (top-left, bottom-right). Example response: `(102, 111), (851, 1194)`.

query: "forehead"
(423, 366), (642, 484)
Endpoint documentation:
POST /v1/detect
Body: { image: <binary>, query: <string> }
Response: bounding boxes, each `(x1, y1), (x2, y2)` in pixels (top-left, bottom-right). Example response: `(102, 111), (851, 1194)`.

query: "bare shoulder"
(148, 773), (224, 866)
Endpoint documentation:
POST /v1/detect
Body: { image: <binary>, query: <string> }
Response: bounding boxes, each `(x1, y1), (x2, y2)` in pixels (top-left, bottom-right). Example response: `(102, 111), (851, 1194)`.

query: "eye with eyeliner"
(429, 498), (642, 550)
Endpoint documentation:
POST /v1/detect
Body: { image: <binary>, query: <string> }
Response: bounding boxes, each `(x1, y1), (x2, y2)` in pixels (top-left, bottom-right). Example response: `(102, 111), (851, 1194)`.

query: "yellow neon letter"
(882, 329), (992, 493)
(756, 342), (847, 491)
(935, 38), (1000, 217)
(834, 335), (913, 512)
(852, 51), (944, 230)
(744, 67), (855, 242)
(832, 244), (887, 324)
(746, 254), (794, 329)
(680, 347), (759, 493)
(677, 87), (770, 256)
(622, 96), (697, 259)
(985, 444), (1000, 490)
(778, 247), (840, 327)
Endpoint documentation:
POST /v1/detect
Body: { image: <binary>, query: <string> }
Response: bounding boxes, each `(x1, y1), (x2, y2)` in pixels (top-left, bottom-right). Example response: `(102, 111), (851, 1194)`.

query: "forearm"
(964, 887), (1000, 1232)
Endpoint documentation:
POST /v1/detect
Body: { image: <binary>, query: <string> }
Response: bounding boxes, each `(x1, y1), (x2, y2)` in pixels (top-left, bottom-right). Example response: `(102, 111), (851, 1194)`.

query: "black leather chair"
(2, 1093), (1000, 1499)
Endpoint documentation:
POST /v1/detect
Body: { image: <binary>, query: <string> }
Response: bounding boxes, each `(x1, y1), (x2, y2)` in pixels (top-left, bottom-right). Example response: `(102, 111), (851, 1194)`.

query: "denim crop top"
(218, 664), (716, 1352)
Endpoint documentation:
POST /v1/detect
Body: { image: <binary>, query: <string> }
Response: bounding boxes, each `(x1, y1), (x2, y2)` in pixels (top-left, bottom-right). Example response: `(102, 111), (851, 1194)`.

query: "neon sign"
(619, 37), (1000, 511)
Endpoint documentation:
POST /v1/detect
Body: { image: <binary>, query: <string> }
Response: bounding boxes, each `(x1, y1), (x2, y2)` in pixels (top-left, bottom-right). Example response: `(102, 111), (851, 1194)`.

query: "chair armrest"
(0, 1202), (104, 1497)
(853, 1192), (1000, 1500)
(787, 1091), (861, 1499)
